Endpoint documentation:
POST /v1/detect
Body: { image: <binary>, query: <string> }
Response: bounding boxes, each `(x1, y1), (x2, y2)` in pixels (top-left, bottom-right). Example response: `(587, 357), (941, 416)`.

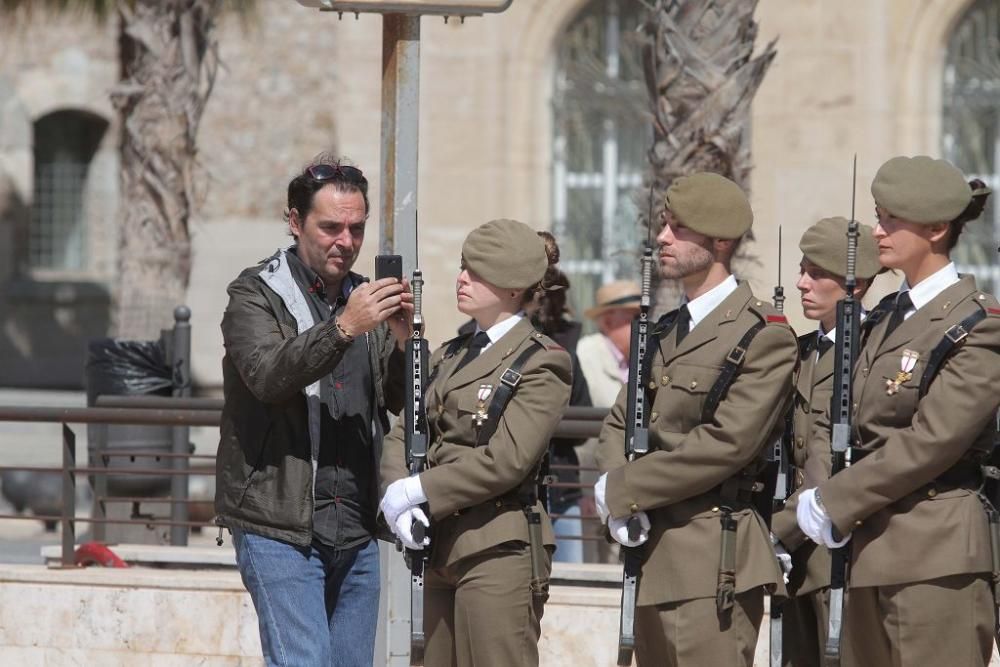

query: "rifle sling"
(918, 308), (987, 398)
(702, 321), (767, 424)
(474, 343), (541, 447)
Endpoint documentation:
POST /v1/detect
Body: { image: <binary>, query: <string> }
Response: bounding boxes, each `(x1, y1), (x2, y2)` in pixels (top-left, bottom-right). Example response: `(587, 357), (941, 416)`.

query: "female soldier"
(379, 218), (572, 667)
(796, 156), (999, 666)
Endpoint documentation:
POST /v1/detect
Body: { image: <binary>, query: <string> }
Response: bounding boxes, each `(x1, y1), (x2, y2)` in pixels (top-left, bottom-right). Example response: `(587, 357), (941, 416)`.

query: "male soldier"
(594, 172), (798, 666)
(769, 217), (880, 666)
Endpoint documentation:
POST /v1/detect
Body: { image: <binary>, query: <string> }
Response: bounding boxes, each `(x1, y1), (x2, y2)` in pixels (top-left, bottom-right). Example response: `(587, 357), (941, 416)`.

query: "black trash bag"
(85, 339), (173, 405)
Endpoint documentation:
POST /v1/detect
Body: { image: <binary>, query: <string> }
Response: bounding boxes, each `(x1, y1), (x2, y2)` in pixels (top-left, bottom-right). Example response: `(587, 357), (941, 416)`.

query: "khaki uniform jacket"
(815, 276), (1000, 588)
(596, 282), (798, 606)
(381, 317), (572, 569)
(772, 334), (834, 597)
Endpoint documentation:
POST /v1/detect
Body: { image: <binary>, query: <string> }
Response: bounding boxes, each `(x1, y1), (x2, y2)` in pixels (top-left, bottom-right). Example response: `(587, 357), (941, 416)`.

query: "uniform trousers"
(782, 587), (829, 667)
(424, 540), (551, 667)
(634, 587), (764, 667)
(842, 573), (994, 667)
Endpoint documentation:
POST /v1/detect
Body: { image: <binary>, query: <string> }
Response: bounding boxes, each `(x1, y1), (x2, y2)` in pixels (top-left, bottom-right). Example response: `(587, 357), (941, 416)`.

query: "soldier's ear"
(288, 208), (303, 239)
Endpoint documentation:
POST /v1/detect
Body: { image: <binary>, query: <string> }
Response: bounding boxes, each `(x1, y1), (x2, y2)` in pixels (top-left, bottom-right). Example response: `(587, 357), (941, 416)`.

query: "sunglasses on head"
(307, 163), (365, 183)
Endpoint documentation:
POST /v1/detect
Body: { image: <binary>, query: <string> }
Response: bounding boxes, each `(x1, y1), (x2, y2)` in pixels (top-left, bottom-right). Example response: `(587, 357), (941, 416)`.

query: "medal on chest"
(474, 384), (493, 427)
(885, 349), (919, 395)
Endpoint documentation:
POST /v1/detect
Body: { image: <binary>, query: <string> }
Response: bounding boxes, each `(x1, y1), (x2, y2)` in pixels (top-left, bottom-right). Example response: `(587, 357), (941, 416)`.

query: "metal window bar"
(29, 160), (88, 271)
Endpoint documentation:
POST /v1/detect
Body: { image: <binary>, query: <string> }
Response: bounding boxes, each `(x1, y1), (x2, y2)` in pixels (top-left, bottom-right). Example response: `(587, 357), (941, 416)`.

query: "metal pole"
(380, 12), (420, 268)
(92, 420), (107, 542)
(379, 14), (420, 666)
(62, 424), (76, 567)
(170, 306), (192, 546)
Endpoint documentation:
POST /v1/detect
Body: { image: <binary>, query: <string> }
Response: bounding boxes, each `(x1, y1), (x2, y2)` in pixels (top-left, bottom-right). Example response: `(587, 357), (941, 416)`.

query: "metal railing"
(0, 399), (611, 567)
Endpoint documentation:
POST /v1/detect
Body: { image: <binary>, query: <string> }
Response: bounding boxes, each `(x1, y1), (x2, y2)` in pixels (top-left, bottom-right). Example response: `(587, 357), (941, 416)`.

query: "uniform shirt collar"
(899, 262), (960, 313)
(683, 274), (738, 328)
(474, 312), (524, 352)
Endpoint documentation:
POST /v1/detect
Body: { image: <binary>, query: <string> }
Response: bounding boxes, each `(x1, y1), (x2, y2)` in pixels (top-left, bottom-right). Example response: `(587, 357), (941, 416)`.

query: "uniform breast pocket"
(658, 363), (718, 431)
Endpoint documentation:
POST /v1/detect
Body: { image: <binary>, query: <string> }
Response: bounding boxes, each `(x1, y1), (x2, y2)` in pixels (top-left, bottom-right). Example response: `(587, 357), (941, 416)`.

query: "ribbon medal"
(885, 349), (919, 395)
(474, 384), (493, 427)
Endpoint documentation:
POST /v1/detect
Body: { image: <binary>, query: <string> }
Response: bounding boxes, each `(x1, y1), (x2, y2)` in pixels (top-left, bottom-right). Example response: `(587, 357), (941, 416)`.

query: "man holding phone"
(215, 154), (412, 667)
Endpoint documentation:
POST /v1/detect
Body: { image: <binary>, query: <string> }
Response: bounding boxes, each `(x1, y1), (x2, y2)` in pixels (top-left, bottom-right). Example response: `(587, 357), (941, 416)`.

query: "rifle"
(402, 226), (431, 666)
(769, 226), (792, 667)
(825, 156), (861, 666)
(617, 185), (656, 666)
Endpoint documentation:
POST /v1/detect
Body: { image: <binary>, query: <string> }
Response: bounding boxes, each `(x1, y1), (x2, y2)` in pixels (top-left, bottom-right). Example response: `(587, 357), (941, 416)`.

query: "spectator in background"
(575, 280), (641, 562)
(527, 232), (592, 563)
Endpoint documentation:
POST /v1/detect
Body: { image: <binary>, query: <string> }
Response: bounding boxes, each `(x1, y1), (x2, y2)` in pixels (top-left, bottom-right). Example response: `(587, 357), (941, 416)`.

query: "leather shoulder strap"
(918, 307), (988, 398)
(474, 340), (543, 446)
(701, 321), (766, 423)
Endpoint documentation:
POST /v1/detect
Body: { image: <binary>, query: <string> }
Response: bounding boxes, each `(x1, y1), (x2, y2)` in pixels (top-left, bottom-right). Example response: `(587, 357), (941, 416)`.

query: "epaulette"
(528, 329), (566, 352)
(747, 298), (790, 326)
(972, 291), (1000, 316)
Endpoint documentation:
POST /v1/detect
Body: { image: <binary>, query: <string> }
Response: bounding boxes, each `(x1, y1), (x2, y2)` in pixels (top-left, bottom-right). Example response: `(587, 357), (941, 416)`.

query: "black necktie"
(675, 305), (692, 346)
(884, 292), (913, 338)
(817, 336), (834, 357)
(455, 331), (490, 372)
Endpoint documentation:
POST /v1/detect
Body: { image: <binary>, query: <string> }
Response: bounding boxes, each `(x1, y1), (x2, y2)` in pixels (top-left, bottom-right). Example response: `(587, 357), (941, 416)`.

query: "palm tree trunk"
(111, 0), (222, 338)
(641, 0), (776, 310)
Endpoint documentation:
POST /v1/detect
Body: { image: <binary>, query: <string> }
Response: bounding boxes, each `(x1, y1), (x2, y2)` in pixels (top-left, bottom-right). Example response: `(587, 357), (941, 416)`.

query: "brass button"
(711, 506), (720, 513)
(661, 375), (670, 386)
(852, 403), (858, 411)
(862, 368), (869, 377)
(854, 520), (862, 527)
(648, 380), (657, 390)
(495, 499), (503, 508)
(453, 511), (461, 517)
(689, 380), (698, 389)
(650, 411), (659, 421)
(927, 488), (938, 498)
(629, 503), (639, 513)
(795, 436), (804, 449)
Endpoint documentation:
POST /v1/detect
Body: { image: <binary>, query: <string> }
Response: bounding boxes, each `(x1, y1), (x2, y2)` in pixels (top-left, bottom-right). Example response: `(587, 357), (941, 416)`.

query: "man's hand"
(386, 277), (414, 349)
(337, 277), (413, 339)
(608, 512), (650, 547)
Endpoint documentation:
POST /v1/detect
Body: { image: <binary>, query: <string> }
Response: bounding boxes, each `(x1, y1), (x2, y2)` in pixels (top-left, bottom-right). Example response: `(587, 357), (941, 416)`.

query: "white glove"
(380, 475), (428, 528)
(608, 511), (650, 548)
(393, 506), (430, 551)
(771, 534), (792, 585)
(796, 488), (850, 549)
(594, 473), (610, 524)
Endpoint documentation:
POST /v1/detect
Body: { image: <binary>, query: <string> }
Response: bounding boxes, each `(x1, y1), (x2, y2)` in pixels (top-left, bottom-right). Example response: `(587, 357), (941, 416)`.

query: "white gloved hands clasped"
(795, 488), (850, 549)
(393, 506), (430, 550)
(608, 511), (651, 548)
(380, 475), (428, 529)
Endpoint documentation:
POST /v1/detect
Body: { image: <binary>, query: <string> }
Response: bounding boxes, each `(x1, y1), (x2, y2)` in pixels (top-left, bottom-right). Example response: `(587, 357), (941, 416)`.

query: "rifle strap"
(918, 308), (987, 398)
(702, 321), (766, 423)
(474, 343), (541, 446)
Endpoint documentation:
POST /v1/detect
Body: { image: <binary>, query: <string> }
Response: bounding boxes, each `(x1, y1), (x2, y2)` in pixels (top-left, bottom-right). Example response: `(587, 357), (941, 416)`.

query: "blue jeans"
(232, 529), (380, 667)
(552, 502), (583, 563)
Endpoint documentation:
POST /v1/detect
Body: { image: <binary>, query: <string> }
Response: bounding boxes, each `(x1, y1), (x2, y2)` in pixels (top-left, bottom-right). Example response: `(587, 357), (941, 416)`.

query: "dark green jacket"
(214, 249), (405, 546)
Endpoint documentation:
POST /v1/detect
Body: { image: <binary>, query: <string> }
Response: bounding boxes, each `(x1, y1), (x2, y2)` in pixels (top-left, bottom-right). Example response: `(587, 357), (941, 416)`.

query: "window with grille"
(30, 110), (108, 272)
(942, 0), (1000, 293)
(552, 0), (649, 320)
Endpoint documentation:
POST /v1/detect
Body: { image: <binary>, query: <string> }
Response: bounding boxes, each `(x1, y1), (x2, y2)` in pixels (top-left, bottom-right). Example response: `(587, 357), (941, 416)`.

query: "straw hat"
(583, 280), (642, 319)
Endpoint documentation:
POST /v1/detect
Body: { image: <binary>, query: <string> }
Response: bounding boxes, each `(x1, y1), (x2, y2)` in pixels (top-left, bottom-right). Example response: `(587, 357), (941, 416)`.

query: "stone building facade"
(0, 0), (997, 390)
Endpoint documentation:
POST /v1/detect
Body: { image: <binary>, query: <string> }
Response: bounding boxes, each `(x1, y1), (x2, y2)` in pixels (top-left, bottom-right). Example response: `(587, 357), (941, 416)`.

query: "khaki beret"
(462, 219), (547, 289)
(871, 156), (971, 224)
(665, 172), (753, 239)
(799, 217), (880, 280)
(583, 280), (642, 319)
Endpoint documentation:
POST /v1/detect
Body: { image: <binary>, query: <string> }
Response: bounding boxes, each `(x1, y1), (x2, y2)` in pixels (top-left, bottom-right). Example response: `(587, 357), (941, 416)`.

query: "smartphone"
(375, 254), (403, 281)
